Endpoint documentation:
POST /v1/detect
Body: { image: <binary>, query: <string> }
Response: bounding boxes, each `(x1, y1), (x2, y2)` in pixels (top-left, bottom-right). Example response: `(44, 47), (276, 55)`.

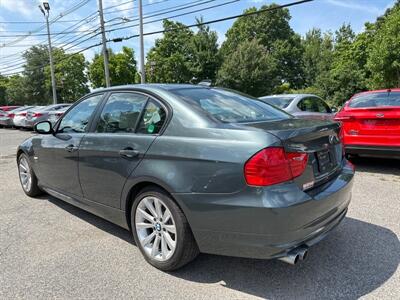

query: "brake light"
(8, 113), (15, 118)
(334, 114), (354, 121)
(244, 147), (308, 186)
(33, 113), (43, 117)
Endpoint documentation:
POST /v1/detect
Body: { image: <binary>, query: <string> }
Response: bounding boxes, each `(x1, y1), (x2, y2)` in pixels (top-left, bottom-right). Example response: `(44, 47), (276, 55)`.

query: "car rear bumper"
(174, 160), (354, 259)
(345, 145), (400, 157)
(0, 118), (13, 126)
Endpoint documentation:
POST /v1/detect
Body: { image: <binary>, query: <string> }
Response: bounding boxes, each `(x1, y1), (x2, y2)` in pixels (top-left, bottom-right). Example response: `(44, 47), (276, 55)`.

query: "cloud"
(0, 0), (36, 17)
(325, 0), (382, 14)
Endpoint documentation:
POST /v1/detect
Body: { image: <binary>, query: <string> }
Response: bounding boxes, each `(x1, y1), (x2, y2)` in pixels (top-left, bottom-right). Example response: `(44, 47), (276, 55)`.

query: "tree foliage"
(216, 39), (278, 96)
(218, 4), (304, 91)
(88, 46), (138, 88)
(1, 1), (400, 107)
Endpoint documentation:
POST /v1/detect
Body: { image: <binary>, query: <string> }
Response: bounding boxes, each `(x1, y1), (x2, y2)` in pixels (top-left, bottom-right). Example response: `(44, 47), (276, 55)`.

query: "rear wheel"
(18, 153), (42, 197)
(131, 187), (199, 271)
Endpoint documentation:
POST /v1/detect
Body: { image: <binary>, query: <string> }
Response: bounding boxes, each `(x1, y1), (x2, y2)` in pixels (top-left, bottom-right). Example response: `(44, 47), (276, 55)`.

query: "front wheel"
(18, 153), (42, 197)
(131, 187), (199, 271)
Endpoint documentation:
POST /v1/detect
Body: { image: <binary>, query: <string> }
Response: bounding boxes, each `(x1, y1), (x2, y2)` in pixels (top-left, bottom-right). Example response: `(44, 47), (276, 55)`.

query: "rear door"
(78, 92), (168, 208)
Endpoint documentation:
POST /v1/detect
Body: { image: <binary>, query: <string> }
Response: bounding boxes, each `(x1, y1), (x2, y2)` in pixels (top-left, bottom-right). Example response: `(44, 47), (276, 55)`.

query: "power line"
(0, 0), (92, 48)
(1, 0), (313, 76)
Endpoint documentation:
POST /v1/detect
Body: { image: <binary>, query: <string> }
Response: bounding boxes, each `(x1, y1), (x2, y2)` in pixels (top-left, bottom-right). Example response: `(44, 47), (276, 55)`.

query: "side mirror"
(331, 107), (338, 113)
(34, 121), (53, 134)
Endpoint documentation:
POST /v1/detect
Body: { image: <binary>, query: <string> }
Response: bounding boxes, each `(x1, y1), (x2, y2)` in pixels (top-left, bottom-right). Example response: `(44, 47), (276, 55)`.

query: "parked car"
(259, 94), (336, 120)
(19, 106), (45, 129)
(334, 88), (400, 157)
(17, 85), (354, 271)
(47, 106), (70, 125)
(0, 106), (32, 128)
(0, 105), (21, 112)
(12, 106), (36, 128)
(24, 104), (71, 129)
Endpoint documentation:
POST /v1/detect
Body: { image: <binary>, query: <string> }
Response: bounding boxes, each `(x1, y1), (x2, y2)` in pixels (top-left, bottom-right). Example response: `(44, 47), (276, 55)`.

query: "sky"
(0, 0), (396, 76)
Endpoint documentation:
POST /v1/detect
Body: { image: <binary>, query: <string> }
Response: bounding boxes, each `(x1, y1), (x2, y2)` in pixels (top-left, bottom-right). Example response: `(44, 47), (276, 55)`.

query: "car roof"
(261, 94), (319, 98)
(91, 84), (207, 94)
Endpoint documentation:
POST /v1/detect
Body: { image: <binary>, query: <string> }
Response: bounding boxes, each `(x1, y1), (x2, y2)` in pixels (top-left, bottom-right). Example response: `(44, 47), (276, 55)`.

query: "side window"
(96, 93), (148, 133)
(315, 98), (331, 113)
(137, 99), (167, 134)
(298, 98), (315, 112)
(58, 94), (103, 133)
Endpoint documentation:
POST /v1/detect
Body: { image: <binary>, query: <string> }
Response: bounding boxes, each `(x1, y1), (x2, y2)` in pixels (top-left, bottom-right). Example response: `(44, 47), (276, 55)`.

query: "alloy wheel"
(135, 196), (177, 261)
(19, 157), (32, 192)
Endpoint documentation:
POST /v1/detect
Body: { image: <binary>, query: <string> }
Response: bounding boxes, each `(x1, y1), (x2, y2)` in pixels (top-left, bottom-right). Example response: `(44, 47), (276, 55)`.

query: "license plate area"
(316, 149), (335, 173)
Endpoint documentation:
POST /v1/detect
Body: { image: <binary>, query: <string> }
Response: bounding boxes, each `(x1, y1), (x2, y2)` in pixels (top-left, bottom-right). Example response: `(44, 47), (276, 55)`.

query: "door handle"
(65, 144), (78, 152)
(119, 148), (140, 159)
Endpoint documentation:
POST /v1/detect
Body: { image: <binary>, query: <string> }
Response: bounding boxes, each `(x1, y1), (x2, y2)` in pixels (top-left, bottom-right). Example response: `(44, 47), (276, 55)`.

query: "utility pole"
(98, 0), (111, 87)
(39, 2), (57, 104)
(138, 0), (145, 83)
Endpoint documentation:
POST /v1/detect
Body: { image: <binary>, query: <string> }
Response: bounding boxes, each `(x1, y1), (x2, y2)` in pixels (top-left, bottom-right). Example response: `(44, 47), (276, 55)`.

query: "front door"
(34, 94), (104, 198)
(78, 92), (167, 208)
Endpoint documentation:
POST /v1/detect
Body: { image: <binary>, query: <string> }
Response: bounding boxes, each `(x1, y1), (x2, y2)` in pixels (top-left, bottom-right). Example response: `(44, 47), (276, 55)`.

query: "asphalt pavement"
(0, 128), (399, 299)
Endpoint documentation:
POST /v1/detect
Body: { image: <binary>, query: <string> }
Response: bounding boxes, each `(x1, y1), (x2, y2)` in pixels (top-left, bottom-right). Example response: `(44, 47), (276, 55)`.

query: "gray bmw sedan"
(17, 84), (354, 271)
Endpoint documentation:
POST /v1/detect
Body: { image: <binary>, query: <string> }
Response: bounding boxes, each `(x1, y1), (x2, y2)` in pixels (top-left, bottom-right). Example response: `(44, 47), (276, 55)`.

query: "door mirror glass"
(35, 121), (53, 134)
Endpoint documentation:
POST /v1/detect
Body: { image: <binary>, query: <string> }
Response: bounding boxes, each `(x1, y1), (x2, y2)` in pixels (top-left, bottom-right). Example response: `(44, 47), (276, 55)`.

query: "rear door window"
(96, 92), (148, 133)
(137, 100), (167, 134)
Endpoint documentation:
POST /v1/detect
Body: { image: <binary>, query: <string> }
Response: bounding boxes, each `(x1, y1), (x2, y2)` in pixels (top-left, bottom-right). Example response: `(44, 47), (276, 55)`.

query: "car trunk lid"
(243, 118), (343, 189)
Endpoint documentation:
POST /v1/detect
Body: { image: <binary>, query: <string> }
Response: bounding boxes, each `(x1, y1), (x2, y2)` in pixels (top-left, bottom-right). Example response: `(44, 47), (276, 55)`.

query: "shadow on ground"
(350, 156), (400, 176)
(42, 194), (399, 299)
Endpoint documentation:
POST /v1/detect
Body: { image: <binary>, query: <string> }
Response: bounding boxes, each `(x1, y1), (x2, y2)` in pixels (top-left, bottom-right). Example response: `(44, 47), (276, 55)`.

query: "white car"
(13, 106), (42, 128)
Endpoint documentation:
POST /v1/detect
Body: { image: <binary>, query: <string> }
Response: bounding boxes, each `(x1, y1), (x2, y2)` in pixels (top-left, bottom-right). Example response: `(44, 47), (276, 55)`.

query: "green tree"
(189, 18), (221, 82)
(23, 45), (49, 104)
(88, 46), (138, 88)
(146, 20), (194, 83)
(216, 39), (278, 96)
(0, 75), (9, 104)
(219, 4), (304, 91)
(45, 48), (89, 103)
(367, 4), (400, 88)
(4, 75), (28, 105)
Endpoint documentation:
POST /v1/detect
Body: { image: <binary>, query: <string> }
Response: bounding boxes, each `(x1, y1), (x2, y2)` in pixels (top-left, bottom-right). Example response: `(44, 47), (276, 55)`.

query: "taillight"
(334, 114), (354, 121)
(8, 113), (15, 118)
(244, 147), (308, 186)
(33, 113), (43, 117)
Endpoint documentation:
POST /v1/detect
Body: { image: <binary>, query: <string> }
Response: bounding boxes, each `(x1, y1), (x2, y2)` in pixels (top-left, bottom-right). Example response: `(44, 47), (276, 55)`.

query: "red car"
(0, 105), (21, 111)
(334, 89), (400, 157)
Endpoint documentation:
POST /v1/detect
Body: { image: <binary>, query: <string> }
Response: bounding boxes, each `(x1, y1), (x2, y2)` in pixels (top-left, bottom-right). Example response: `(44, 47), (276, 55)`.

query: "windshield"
(259, 96), (295, 109)
(171, 88), (291, 123)
(349, 91), (400, 108)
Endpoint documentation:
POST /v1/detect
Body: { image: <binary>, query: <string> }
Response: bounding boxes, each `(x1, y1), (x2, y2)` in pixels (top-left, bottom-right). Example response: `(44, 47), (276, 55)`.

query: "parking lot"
(0, 128), (399, 299)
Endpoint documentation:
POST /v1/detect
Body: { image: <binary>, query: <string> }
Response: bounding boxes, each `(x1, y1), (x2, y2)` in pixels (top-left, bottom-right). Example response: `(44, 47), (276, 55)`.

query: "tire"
(17, 153), (43, 197)
(131, 186), (199, 271)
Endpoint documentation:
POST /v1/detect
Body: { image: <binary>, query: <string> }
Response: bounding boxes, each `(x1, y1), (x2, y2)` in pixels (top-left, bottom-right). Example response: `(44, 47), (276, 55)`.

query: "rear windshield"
(349, 92), (400, 108)
(171, 88), (291, 123)
(259, 96), (295, 109)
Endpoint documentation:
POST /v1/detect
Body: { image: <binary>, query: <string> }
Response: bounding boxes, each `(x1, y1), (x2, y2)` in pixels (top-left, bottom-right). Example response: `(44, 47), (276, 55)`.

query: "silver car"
(47, 106), (70, 125)
(25, 104), (71, 129)
(259, 94), (336, 120)
(0, 106), (33, 128)
(12, 106), (36, 128)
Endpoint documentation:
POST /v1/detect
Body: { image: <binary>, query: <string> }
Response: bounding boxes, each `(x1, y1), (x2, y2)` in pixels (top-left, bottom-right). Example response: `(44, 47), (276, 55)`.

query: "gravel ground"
(0, 128), (399, 299)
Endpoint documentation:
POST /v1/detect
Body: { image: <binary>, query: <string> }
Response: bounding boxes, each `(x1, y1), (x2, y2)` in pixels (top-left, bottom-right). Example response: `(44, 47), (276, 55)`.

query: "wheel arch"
(123, 179), (188, 232)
